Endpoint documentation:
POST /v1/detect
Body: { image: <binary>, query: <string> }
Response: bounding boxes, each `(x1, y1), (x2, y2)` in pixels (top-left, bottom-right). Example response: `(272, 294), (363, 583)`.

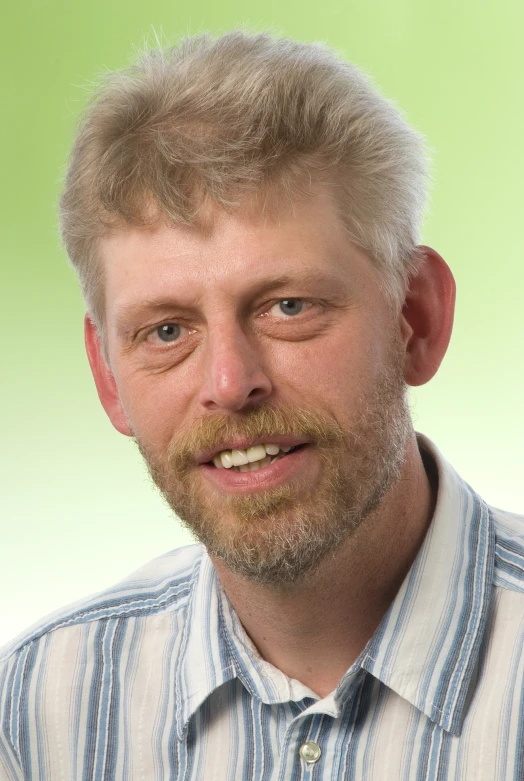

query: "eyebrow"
(114, 268), (350, 336)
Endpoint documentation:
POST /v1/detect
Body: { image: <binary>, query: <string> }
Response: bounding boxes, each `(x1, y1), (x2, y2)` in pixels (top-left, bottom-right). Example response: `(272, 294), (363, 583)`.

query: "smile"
(200, 443), (312, 493)
(211, 443), (297, 472)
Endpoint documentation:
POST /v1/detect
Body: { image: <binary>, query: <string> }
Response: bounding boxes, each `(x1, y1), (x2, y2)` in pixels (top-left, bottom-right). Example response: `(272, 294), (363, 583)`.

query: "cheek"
(112, 364), (195, 446)
(269, 347), (366, 422)
(271, 324), (389, 407)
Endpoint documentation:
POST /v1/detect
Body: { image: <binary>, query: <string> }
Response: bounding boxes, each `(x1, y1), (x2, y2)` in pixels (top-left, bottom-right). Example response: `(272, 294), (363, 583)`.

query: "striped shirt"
(1, 434), (524, 780)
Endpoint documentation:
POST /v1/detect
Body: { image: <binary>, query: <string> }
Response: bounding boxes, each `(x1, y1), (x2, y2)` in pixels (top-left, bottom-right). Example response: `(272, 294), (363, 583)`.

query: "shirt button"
(299, 741), (322, 764)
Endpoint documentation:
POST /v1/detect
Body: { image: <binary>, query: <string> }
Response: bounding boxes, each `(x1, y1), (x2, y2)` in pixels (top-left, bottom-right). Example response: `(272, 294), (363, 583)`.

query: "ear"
(84, 314), (133, 436)
(400, 246), (456, 386)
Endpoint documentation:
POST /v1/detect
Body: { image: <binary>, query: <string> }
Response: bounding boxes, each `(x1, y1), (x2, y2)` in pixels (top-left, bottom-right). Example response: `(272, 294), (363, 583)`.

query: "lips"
(199, 442), (312, 492)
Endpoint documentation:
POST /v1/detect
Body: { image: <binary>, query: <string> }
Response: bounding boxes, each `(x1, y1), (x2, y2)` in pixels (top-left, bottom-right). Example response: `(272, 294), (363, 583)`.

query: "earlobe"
(400, 246), (456, 387)
(84, 314), (133, 436)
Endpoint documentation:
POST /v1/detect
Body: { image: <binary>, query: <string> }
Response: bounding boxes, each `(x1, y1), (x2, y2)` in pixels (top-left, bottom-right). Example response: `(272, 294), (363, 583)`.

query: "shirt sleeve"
(0, 656), (24, 780)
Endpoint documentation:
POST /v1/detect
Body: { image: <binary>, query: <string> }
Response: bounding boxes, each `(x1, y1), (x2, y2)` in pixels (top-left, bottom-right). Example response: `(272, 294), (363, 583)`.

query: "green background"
(1, 0), (522, 645)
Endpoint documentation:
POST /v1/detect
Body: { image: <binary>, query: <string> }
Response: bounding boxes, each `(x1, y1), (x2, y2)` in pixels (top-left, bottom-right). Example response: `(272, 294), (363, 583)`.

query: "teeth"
(220, 451), (234, 469)
(230, 456), (276, 472)
(212, 443), (298, 468)
(246, 444), (267, 462)
(231, 449), (249, 467)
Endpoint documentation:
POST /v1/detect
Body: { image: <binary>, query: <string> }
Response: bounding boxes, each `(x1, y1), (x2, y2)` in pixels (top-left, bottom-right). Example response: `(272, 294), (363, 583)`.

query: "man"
(0, 30), (522, 780)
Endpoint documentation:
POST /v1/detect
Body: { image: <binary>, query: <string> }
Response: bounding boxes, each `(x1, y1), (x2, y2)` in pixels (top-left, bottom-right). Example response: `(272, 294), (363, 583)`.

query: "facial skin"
(86, 186), (454, 587)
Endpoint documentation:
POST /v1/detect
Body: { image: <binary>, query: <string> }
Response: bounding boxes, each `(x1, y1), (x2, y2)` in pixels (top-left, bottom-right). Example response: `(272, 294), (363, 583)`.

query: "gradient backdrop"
(1, 0), (523, 645)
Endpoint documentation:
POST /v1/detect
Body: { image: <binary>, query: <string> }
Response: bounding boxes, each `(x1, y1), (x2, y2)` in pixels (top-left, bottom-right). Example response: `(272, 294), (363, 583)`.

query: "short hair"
(59, 31), (430, 332)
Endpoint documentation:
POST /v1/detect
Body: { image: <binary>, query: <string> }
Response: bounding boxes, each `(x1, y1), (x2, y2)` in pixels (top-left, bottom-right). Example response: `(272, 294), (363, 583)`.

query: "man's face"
(98, 188), (411, 584)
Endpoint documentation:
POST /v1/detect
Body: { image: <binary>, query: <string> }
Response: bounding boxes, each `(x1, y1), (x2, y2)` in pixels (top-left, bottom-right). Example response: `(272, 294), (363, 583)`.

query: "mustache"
(162, 404), (348, 473)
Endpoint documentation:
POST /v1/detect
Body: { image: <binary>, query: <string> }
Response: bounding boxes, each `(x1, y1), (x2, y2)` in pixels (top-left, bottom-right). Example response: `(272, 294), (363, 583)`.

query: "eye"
(147, 322), (182, 343)
(270, 298), (309, 317)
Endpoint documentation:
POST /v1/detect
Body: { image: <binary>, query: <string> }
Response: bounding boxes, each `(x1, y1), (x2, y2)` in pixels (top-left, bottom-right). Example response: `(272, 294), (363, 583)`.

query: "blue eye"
(278, 299), (304, 316)
(157, 323), (181, 342)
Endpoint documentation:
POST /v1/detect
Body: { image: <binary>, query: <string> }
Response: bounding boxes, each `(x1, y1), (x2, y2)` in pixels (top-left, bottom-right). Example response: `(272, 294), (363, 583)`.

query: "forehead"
(99, 187), (381, 314)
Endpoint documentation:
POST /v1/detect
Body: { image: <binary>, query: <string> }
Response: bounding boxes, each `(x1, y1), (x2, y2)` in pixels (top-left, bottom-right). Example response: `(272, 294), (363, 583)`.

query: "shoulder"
(492, 506), (524, 593)
(0, 543), (204, 665)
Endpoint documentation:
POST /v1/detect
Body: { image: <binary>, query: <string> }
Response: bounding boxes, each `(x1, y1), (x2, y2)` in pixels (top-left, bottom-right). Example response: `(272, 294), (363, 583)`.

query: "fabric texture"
(1, 435), (524, 780)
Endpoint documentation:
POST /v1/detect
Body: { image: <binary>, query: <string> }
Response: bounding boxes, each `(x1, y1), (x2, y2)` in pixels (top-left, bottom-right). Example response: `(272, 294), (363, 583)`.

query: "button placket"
(276, 705), (329, 780)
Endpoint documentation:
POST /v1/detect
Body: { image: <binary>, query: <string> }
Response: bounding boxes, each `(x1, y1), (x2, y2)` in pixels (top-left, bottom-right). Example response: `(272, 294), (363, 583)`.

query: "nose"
(197, 322), (273, 412)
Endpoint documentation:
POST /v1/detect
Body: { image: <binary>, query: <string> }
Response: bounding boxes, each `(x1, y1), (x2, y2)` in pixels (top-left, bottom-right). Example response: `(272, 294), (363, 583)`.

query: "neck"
(210, 433), (437, 699)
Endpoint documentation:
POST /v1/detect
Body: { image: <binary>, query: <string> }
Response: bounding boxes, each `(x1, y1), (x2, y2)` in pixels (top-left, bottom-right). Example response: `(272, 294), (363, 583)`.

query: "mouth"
(196, 435), (309, 466)
(207, 442), (306, 473)
(197, 440), (313, 494)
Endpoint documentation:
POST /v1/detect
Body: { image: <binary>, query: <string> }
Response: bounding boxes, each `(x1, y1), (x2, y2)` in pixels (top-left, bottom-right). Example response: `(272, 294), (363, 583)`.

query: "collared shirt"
(1, 435), (524, 780)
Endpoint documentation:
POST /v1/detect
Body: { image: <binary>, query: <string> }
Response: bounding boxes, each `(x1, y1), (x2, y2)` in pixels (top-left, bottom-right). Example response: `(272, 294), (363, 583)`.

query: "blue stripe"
(82, 620), (107, 781)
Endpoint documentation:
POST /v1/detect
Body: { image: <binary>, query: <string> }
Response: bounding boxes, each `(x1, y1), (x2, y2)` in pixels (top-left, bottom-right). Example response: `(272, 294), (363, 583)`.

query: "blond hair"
(59, 31), (430, 330)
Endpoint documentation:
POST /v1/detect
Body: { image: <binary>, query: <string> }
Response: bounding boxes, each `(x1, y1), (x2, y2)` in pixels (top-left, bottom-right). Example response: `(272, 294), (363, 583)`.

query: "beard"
(136, 345), (411, 586)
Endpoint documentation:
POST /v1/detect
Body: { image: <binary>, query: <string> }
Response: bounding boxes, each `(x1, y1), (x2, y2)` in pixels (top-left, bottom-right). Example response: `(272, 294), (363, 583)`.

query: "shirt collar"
(175, 552), (315, 739)
(175, 434), (495, 738)
(353, 434), (495, 735)
(174, 552), (237, 739)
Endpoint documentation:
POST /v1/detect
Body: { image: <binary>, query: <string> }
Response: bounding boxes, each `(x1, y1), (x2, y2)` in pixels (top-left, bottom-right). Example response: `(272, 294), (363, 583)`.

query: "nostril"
(248, 386), (267, 398)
